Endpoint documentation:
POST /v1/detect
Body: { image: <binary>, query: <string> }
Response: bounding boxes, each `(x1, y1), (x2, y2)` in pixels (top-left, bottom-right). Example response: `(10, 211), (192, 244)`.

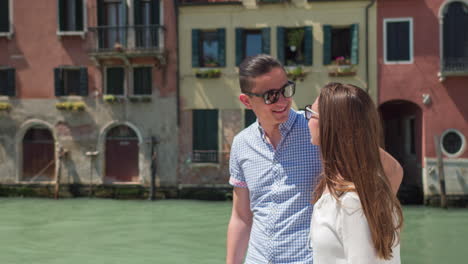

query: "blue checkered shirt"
(229, 109), (322, 264)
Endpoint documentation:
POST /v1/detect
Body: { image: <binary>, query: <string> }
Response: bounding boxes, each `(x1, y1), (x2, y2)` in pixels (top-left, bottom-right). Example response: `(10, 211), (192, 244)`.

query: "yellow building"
(177, 0), (377, 186)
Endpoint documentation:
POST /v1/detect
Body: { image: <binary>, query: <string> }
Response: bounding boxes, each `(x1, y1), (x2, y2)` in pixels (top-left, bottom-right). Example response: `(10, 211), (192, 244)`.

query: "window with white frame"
(54, 67), (88, 96)
(323, 24), (359, 65)
(442, 2), (468, 72)
(106, 67), (125, 95)
(384, 18), (413, 64)
(0, 0), (12, 36)
(58, 0), (86, 33)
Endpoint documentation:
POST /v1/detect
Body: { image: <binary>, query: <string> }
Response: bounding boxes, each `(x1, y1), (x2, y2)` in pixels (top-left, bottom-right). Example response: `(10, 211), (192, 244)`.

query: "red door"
(22, 128), (55, 181)
(105, 126), (139, 183)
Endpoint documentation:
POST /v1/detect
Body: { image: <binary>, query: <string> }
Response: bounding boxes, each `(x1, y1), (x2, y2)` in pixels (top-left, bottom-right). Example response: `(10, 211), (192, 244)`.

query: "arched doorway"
(22, 127), (55, 182)
(380, 100), (423, 204)
(105, 125), (139, 183)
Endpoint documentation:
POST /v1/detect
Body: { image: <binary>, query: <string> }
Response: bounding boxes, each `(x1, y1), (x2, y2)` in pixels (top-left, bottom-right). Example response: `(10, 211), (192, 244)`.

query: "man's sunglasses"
(304, 105), (319, 120)
(244, 80), (296, 105)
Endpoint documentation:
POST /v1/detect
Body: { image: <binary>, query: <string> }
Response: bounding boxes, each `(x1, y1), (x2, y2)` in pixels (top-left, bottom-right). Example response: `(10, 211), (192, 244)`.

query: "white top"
(310, 192), (401, 264)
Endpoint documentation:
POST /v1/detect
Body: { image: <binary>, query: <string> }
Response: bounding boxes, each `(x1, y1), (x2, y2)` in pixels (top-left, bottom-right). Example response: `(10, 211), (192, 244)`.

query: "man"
(226, 55), (402, 264)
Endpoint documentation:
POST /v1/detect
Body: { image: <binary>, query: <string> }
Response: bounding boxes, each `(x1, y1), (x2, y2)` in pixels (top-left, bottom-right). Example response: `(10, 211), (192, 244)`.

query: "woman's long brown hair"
(312, 82), (403, 260)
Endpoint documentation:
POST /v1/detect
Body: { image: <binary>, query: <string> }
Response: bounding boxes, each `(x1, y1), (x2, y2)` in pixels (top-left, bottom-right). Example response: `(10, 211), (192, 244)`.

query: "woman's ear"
(239, 94), (252, 109)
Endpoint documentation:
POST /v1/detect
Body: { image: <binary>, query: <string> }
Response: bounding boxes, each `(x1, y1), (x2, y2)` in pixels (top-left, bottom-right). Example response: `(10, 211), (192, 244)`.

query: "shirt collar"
(256, 109), (298, 137)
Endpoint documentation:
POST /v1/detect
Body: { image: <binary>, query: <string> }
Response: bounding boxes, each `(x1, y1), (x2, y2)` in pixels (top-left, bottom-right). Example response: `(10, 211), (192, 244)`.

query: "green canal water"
(0, 198), (465, 264)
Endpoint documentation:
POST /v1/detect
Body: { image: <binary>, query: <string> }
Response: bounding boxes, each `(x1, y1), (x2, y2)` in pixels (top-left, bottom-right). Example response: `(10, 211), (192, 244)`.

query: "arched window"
(442, 1), (468, 73)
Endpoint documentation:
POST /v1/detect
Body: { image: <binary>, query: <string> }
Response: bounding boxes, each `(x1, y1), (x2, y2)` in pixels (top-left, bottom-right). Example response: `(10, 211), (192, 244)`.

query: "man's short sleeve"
(229, 136), (248, 188)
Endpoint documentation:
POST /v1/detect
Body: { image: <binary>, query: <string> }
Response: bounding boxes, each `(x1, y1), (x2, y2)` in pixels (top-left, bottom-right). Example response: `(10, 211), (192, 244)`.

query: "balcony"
(88, 25), (165, 65)
(442, 58), (468, 75)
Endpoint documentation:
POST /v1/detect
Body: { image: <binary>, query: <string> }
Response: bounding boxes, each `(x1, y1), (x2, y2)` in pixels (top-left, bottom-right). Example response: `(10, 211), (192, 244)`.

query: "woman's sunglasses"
(304, 105), (319, 120)
(244, 80), (296, 105)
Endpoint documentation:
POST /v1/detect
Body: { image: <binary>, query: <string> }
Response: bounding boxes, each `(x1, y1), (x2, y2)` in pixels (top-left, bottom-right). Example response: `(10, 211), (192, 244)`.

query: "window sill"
(195, 68), (222, 79)
(0, 32), (13, 39)
(189, 162), (221, 168)
(57, 31), (86, 39)
(328, 65), (357, 77)
(103, 95), (126, 104)
(128, 95), (152, 103)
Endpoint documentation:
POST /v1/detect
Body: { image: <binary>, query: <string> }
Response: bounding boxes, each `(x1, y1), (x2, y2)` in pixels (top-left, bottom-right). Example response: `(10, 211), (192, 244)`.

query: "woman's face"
(307, 98), (320, 145)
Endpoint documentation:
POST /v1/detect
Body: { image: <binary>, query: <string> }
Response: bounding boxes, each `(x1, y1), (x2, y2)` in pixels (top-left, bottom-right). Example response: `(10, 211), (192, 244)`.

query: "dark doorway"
(105, 125), (139, 183)
(380, 100), (423, 204)
(22, 127), (55, 182)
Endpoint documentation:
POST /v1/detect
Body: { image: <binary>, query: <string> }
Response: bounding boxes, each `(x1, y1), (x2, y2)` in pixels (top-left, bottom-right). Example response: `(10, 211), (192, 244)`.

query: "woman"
(306, 82), (403, 263)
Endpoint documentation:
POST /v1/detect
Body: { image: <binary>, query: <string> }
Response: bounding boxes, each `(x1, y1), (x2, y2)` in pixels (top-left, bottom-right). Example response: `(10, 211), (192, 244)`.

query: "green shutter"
(150, 0), (160, 25)
(217, 28), (226, 67)
(351, 23), (359, 65)
(304, 26), (313, 66)
(192, 29), (200, 67)
(54, 68), (64, 96)
(79, 67), (88, 96)
(235, 28), (244, 66)
(193, 110), (218, 151)
(76, 0), (84, 31)
(323, 25), (332, 65)
(262, 28), (271, 55)
(6, 68), (15, 97)
(134, 0), (142, 25)
(277, 27), (285, 64)
(58, 0), (65, 31)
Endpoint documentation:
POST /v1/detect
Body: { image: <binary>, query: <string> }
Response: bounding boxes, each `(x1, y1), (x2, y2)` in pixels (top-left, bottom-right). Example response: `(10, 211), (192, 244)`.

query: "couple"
(227, 55), (403, 264)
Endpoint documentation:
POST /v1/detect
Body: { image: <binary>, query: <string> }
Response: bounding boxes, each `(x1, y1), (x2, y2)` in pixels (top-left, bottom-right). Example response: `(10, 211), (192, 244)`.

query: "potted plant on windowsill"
(0, 102), (12, 112)
(56, 101), (86, 111)
(195, 68), (222, 79)
(328, 57), (357, 77)
(103, 95), (125, 104)
(286, 66), (307, 81)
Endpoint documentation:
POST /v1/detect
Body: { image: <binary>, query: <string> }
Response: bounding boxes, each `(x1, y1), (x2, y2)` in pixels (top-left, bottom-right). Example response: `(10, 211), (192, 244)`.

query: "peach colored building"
(0, 0), (178, 197)
(377, 0), (468, 204)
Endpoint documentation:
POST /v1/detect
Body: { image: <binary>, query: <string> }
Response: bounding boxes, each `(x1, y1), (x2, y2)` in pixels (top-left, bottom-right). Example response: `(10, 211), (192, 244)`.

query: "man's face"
(240, 67), (292, 128)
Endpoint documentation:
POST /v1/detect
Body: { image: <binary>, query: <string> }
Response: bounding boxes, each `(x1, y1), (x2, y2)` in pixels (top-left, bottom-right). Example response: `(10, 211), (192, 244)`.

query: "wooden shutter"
(217, 28), (226, 67)
(54, 68), (64, 96)
(304, 26), (313, 66)
(134, 67), (152, 95)
(277, 27), (285, 64)
(192, 29), (200, 67)
(76, 0), (84, 31)
(262, 28), (271, 55)
(79, 67), (88, 96)
(323, 25), (332, 65)
(193, 110), (218, 151)
(350, 23), (359, 65)
(235, 28), (244, 66)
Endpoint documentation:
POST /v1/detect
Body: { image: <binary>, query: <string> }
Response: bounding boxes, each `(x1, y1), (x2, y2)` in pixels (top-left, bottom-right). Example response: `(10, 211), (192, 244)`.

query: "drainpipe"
(365, 0), (377, 93)
(175, 0), (180, 127)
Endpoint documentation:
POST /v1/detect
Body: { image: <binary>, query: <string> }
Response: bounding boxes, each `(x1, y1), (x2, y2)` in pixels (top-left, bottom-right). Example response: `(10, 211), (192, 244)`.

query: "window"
(192, 29), (225, 67)
(277, 27), (313, 66)
(58, 0), (85, 33)
(245, 109), (256, 127)
(442, 2), (468, 72)
(384, 18), (413, 64)
(134, 0), (160, 48)
(106, 67), (125, 95)
(236, 28), (270, 65)
(441, 129), (466, 157)
(97, 0), (127, 49)
(192, 110), (218, 163)
(133, 67), (152, 95)
(323, 24), (359, 65)
(54, 67), (88, 96)
(0, 0), (12, 36)
(0, 68), (15, 96)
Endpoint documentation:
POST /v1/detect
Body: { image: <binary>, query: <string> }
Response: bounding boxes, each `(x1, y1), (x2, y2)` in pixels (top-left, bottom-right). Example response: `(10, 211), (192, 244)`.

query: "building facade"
(177, 0), (378, 187)
(377, 0), (468, 203)
(0, 0), (178, 197)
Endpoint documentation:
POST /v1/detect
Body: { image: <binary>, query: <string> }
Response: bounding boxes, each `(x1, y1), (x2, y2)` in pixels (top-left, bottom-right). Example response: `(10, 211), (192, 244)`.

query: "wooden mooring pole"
(434, 135), (447, 209)
(54, 147), (67, 200)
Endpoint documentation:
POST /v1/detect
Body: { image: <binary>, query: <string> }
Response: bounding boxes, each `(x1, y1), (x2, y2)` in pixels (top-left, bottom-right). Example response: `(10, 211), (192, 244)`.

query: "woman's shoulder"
(340, 192), (363, 215)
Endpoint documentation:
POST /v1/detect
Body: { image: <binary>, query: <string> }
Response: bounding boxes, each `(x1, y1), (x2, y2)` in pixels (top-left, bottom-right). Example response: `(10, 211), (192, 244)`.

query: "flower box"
(328, 57), (357, 77)
(56, 101), (85, 111)
(286, 66), (307, 81)
(0, 102), (12, 111)
(103, 95), (125, 104)
(195, 69), (222, 79)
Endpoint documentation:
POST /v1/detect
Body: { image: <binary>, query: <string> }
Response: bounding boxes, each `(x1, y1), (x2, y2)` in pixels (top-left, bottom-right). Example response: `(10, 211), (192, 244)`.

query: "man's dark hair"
(239, 54), (284, 93)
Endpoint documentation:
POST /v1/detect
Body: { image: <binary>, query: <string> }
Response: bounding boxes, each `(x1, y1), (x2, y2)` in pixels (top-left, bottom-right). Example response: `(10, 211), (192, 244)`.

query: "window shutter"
(76, 0), (84, 31)
(217, 28), (226, 67)
(262, 28), (271, 55)
(6, 68), (15, 97)
(277, 27), (285, 64)
(79, 67), (88, 96)
(134, 0), (142, 25)
(235, 28), (244, 66)
(54, 68), (64, 96)
(304, 26), (313, 66)
(58, 0), (65, 31)
(351, 23), (359, 65)
(192, 29), (200, 67)
(323, 25), (332, 65)
(150, 0), (160, 25)
(193, 110), (218, 151)
(0, 0), (8, 32)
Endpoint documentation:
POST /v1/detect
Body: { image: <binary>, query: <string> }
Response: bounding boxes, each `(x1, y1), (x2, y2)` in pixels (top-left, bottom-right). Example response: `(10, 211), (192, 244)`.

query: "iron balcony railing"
(192, 150), (219, 163)
(442, 57), (468, 73)
(88, 25), (164, 53)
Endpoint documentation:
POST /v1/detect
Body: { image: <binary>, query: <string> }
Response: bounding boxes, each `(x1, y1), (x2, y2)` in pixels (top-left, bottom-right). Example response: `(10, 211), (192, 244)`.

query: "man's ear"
(239, 94), (252, 109)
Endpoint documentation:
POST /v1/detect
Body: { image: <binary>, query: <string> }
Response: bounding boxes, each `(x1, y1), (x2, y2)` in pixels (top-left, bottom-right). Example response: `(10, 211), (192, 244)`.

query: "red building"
(0, 0), (178, 197)
(377, 0), (468, 204)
